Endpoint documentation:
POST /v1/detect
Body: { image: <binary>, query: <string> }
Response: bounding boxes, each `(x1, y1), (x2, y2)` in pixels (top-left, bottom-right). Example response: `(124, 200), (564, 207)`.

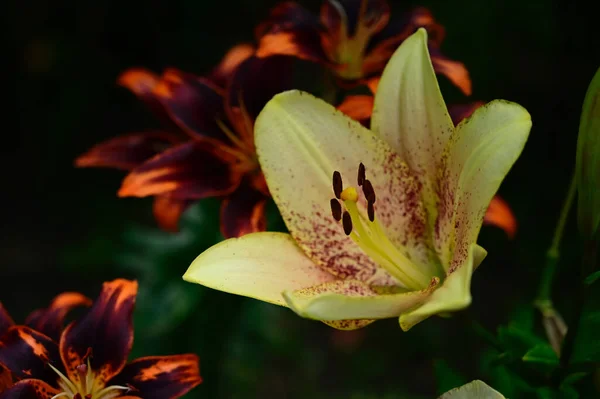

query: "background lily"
(255, 0), (471, 94)
(184, 28), (531, 330)
(0, 279), (201, 398)
(76, 47), (292, 238)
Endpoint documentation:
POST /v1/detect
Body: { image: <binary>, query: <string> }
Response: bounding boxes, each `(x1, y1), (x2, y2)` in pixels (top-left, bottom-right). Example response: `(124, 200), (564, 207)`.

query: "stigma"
(329, 164), (432, 290)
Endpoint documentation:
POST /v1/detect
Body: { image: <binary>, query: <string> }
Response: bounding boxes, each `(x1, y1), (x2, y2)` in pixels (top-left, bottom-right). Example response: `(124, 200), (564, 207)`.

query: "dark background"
(3, 0), (599, 397)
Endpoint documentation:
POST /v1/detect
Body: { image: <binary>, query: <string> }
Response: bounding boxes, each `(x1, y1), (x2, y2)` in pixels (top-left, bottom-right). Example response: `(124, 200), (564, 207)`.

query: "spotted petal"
(255, 90), (437, 284)
(283, 278), (439, 330)
(184, 232), (336, 305)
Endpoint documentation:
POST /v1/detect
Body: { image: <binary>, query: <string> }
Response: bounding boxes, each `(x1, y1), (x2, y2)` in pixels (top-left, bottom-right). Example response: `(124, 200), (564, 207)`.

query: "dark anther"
(342, 211), (353, 235)
(333, 171), (343, 199)
(368, 202), (375, 222)
(357, 163), (366, 186)
(362, 179), (376, 203)
(330, 198), (342, 221)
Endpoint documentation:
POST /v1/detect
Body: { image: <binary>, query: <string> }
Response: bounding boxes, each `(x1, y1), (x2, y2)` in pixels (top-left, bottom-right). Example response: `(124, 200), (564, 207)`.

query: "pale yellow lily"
(438, 380), (505, 398)
(183, 28), (532, 330)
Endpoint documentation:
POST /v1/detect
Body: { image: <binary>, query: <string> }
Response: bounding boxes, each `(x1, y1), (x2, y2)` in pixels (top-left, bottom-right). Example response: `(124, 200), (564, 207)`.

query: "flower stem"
(535, 174), (577, 305)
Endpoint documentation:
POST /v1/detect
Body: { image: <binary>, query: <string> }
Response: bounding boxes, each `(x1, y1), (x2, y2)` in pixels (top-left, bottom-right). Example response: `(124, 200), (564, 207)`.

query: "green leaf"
(571, 285), (600, 364)
(576, 67), (600, 238)
(522, 344), (559, 373)
(497, 325), (546, 355)
(584, 270), (600, 285)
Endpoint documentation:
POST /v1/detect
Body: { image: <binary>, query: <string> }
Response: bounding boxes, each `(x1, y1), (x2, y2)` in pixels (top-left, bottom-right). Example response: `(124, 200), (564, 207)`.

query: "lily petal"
(438, 380), (505, 399)
(0, 303), (15, 337)
(0, 362), (12, 392)
(0, 379), (60, 399)
(283, 278), (439, 329)
(0, 326), (61, 383)
(483, 196), (517, 239)
(75, 132), (180, 171)
(337, 95), (374, 126)
(429, 48), (472, 96)
(208, 43), (255, 88)
(255, 90), (435, 283)
(118, 140), (242, 200)
(60, 279), (137, 386)
(183, 232), (336, 306)
(25, 293), (92, 341)
(108, 355), (201, 399)
(152, 195), (193, 233)
(399, 244), (486, 330)
(152, 70), (228, 142)
(439, 100), (531, 267)
(371, 28), (454, 204)
(220, 180), (268, 238)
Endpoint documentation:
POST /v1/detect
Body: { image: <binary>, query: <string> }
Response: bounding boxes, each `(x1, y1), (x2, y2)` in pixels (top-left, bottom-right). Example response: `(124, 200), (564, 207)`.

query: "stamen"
(332, 171), (343, 199)
(330, 199), (342, 221)
(362, 179), (376, 203)
(357, 163), (365, 186)
(50, 393), (70, 399)
(368, 202), (375, 222)
(342, 211), (353, 235)
(48, 363), (78, 395)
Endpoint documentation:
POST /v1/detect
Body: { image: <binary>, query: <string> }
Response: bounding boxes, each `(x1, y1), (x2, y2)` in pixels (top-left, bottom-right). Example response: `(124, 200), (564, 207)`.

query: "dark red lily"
(337, 96), (518, 238)
(76, 45), (293, 237)
(0, 279), (201, 399)
(255, 0), (471, 95)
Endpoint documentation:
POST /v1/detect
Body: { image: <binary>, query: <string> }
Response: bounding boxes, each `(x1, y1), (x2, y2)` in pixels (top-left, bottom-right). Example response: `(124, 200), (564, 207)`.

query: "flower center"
(330, 164), (432, 290)
(49, 360), (130, 399)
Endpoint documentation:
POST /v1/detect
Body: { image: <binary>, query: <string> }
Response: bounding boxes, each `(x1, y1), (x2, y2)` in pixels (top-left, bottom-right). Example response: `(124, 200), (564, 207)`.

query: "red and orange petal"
(108, 355), (201, 399)
(118, 140), (243, 200)
(0, 304), (15, 338)
(0, 326), (61, 384)
(484, 196), (517, 239)
(25, 293), (92, 342)
(152, 70), (229, 142)
(0, 379), (60, 399)
(208, 43), (255, 88)
(429, 48), (472, 96)
(59, 279), (137, 387)
(152, 195), (193, 233)
(117, 69), (174, 126)
(448, 101), (485, 126)
(75, 132), (181, 171)
(337, 95), (374, 126)
(220, 180), (268, 238)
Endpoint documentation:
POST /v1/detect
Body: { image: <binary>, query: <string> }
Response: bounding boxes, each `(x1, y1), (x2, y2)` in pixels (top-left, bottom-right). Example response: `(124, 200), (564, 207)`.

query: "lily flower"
(76, 46), (291, 237)
(0, 279), (201, 398)
(255, 0), (471, 95)
(184, 29), (531, 330)
(338, 97), (518, 238)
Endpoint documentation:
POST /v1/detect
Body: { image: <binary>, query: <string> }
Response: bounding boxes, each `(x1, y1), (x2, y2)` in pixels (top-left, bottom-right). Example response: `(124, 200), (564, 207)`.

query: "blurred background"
(3, 0), (599, 397)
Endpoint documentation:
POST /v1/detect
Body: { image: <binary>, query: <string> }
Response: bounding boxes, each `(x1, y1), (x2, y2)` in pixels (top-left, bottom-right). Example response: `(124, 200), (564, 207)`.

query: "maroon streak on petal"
(118, 140), (243, 200)
(152, 70), (229, 142)
(0, 304), (15, 338)
(75, 132), (181, 171)
(59, 279), (137, 387)
(108, 355), (201, 399)
(208, 43), (255, 88)
(152, 196), (193, 233)
(0, 326), (61, 383)
(448, 101), (485, 126)
(0, 379), (60, 399)
(220, 181), (268, 238)
(25, 293), (92, 342)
